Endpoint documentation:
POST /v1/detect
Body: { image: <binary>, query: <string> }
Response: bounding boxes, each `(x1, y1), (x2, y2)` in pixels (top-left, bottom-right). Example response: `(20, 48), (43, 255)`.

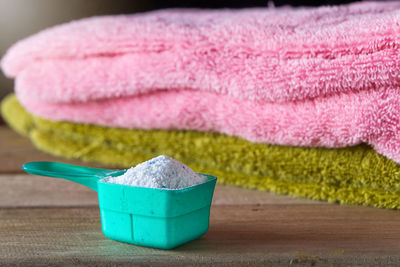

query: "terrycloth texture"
(4, 2), (400, 163)
(3, 94), (400, 209)
(3, 2), (400, 103)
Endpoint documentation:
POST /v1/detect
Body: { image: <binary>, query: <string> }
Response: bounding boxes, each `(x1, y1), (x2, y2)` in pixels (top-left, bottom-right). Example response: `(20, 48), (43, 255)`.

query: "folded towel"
(16, 85), (400, 163)
(3, 94), (400, 209)
(4, 2), (400, 163)
(3, 2), (400, 104)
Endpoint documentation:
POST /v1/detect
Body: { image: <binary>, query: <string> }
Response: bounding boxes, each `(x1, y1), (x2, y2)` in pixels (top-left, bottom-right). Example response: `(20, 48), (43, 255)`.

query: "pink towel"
(3, 1), (400, 103)
(3, 1), (400, 162)
(16, 86), (400, 163)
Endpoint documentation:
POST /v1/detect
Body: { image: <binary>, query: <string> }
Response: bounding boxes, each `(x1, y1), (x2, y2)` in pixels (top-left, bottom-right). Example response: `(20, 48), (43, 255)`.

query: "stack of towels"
(2, 1), (400, 208)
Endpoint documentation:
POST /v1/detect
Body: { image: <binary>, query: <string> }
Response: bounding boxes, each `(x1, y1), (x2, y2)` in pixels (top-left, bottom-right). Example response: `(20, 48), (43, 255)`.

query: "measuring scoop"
(22, 161), (217, 249)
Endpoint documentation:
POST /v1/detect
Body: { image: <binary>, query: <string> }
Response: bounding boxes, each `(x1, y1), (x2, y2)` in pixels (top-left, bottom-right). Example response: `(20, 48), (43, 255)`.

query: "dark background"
(0, 0), (360, 100)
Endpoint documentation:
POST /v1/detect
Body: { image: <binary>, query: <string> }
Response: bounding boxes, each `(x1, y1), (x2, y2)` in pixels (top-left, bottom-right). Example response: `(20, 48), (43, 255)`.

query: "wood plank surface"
(1, 206), (400, 266)
(1, 125), (400, 266)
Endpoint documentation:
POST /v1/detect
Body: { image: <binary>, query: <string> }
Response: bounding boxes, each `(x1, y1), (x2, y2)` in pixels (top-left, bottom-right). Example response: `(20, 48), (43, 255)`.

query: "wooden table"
(1, 126), (400, 266)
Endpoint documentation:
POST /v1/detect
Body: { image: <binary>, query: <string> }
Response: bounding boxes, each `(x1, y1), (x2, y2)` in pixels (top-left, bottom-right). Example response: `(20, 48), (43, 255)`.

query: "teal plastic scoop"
(22, 161), (217, 249)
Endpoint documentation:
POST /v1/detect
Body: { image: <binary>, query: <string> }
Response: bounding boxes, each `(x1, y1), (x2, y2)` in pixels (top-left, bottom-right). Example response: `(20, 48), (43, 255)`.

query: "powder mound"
(103, 155), (207, 189)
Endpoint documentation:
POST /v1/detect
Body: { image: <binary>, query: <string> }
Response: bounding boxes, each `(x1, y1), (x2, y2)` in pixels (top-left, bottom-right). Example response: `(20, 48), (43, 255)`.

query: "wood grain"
(1, 206), (400, 266)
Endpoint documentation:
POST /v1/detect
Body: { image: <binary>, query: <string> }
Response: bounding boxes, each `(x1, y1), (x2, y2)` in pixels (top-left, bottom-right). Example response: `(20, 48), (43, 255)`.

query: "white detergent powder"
(103, 155), (207, 189)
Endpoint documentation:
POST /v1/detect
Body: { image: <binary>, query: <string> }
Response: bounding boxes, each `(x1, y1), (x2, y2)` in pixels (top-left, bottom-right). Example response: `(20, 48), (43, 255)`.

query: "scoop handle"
(21, 161), (122, 192)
